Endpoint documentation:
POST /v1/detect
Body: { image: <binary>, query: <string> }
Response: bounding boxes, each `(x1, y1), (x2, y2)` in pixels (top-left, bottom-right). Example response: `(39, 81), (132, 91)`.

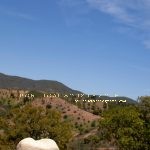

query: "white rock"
(17, 138), (59, 150)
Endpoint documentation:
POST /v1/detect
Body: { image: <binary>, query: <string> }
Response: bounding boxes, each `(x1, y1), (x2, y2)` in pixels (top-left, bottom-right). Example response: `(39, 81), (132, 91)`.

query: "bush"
(63, 115), (68, 119)
(46, 104), (52, 109)
(91, 121), (96, 127)
(0, 104), (73, 150)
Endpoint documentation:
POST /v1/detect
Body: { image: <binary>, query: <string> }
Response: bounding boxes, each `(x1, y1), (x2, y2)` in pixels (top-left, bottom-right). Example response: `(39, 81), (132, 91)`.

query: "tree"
(138, 96), (150, 149)
(98, 105), (144, 150)
(1, 104), (73, 150)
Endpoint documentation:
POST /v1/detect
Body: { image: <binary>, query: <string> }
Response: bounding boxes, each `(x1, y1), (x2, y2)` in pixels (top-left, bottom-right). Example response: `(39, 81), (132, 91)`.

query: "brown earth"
(32, 97), (101, 124)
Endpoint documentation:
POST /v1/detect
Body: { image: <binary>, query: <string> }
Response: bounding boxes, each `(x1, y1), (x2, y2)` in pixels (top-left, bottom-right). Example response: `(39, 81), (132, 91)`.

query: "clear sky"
(0, 0), (150, 100)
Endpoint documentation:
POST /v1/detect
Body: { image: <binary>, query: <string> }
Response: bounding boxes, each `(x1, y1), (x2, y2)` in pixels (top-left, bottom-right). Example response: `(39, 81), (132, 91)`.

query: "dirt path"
(74, 128), (98, 140)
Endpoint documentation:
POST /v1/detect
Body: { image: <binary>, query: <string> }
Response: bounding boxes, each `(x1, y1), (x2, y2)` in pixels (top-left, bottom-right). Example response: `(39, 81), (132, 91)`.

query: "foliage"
(0, 104), (73, 150)
(138, 96), (150, 149)
(1, 96), (150, 150)
(91, 120), (96, 127)
(28, 90), (44, 98)
(98, 105), (145, 150)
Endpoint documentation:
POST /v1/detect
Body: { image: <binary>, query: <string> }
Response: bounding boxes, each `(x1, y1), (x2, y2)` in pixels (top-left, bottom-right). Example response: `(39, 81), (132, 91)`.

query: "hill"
(0, 73), (81, 94)
(95, 95), (137, 104)
(0, 72), (136, 105)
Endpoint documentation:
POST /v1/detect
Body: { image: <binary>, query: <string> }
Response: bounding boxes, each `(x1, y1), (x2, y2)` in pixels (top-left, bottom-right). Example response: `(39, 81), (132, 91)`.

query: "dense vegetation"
(67, 96), (150, 150)
(0, 95), (150, 150)
(0, 101), (73, 150)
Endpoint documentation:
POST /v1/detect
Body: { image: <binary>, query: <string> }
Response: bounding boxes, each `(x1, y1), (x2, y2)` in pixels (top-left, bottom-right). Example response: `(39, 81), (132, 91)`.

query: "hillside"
(32, 97), (101, 125)
(0, 74), (139, 150)
(0, 89), (101, 142)
(0, 73), (81, 94)
(94, 95), (137, 104)
(0, 73), (136, 105)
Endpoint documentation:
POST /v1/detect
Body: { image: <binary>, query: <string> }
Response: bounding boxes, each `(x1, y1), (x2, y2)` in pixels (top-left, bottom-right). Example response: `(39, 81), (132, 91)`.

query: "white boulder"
(17, 138), (59, 150)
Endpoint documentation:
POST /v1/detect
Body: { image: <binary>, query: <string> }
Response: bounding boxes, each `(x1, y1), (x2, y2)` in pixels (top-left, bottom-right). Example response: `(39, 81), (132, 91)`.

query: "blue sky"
(0, 0), (150, 100)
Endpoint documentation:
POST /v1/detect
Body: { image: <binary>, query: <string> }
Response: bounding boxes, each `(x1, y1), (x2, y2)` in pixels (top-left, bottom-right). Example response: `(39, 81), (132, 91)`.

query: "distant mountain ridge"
(0, 73), (136, 103)
(0, 73), (81, 94)
(97, 95), (137, 104)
